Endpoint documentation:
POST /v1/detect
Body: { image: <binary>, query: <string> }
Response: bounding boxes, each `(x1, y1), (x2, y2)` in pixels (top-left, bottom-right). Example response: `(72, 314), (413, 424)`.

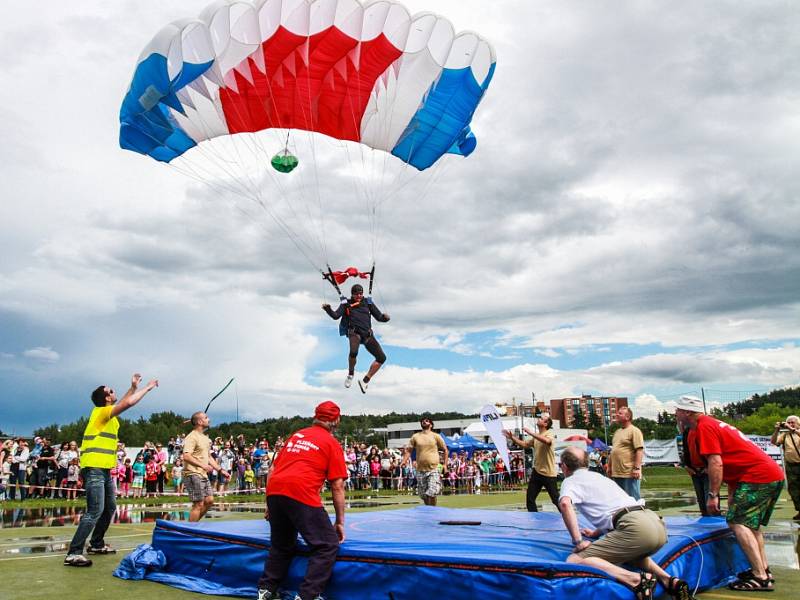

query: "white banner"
(480, 405), (511, 471)
(746, 435), (782, 463)
(643, 439), (680, 465)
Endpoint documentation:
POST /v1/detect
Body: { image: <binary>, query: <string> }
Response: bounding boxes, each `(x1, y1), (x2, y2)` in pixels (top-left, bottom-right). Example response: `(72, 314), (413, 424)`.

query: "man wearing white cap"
(674, 394), (784, 592)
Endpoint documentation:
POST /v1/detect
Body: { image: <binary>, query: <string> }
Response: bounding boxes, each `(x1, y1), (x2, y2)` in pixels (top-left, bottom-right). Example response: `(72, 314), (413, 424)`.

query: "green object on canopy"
(271, 152), (299, 173)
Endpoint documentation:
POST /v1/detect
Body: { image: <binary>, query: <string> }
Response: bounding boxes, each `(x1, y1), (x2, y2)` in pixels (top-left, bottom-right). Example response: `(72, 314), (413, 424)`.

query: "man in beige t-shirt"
(609, 407), (644, 500)
(402, 417), (448, 505)
(504, 413), (559, 512)
(182, 411), (228, 522)
(771, 415), (800, 520)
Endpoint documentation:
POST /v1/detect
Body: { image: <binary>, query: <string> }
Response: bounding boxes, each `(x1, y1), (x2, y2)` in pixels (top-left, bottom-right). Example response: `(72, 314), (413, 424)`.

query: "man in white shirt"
(558, 447), (690, 600)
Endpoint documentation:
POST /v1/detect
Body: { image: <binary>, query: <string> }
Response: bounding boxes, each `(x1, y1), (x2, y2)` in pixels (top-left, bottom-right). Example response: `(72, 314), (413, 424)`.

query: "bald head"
(561, 446), (588, 474)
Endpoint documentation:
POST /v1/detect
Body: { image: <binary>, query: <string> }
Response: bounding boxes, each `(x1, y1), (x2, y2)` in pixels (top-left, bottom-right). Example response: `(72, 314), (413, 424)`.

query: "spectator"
(131, 455), (145, 498)
(217, 442), (236, 493)
(56, 442), (77, 499)
(369, 455), (381, 490)
(244, 463), (255, 491)
(0, 454), (11, 500)
(154, 443), (168, 494)
(118, 458), (132, 498)
(771, 415), (800, 521)
(10, 439), (29, 500)
(357, 454), (370, 490)
(172, 459), (184, 495)
(66, 458), (80, 501)
(145, 456), (159, 498)
(609, 407), (644, 500)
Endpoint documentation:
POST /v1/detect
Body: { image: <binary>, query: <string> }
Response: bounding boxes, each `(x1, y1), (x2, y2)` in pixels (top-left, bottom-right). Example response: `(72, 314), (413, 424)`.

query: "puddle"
(0, 505), (222, 529)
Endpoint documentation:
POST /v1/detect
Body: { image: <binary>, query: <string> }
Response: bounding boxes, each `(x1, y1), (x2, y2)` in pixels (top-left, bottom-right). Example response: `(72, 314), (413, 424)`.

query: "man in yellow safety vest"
(64, 373), (158, 567)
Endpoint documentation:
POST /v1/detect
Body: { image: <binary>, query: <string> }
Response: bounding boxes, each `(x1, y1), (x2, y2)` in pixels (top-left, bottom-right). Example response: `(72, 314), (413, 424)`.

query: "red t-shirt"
(267, 425), (347, 507)
(695, 415), (784, 484)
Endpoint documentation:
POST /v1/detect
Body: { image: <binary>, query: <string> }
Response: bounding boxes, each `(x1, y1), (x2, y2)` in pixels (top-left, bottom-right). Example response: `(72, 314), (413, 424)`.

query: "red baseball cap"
(314, 400), (341, 421)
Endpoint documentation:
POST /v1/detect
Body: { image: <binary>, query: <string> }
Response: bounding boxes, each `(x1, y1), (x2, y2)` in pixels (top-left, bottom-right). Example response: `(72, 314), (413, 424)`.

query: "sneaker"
(86, 544), (116, 554)
(257, 588), (280, 600)
(358, 378), (368, 394)
(64, 554), (92, 567)
(344, 375), (353, 388)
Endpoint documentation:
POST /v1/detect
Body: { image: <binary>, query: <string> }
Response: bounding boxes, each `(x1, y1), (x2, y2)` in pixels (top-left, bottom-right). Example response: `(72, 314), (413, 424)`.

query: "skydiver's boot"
(344, 375), (353, 388)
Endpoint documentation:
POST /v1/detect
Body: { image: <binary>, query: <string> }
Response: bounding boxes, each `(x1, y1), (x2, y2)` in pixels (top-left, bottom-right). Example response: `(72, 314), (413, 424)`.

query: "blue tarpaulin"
(119, 506), (746, 599)
(444, 433), (494, 456)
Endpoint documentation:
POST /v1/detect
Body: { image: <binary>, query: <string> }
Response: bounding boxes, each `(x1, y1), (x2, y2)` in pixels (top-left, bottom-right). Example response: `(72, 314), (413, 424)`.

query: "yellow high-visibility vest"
(79, 406), (119, 469)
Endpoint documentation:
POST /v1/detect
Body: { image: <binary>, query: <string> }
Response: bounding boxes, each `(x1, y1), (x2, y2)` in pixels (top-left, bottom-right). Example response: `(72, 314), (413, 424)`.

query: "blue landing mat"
(127, 506), (747, 599)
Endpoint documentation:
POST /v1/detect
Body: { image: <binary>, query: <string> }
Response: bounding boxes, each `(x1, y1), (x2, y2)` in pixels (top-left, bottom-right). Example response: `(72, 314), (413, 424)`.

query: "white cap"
(675, 395), (704, 413)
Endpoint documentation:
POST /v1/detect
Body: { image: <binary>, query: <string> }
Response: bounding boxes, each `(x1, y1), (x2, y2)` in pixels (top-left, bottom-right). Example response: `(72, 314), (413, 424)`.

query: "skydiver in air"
(322, 284), (390, 393)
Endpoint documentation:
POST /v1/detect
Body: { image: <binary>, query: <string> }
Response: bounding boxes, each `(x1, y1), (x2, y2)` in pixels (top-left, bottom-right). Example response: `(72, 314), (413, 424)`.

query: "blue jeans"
(68, 468), (116, 555)
(9, 468), (26, 500)
(613, 476), (641, 500)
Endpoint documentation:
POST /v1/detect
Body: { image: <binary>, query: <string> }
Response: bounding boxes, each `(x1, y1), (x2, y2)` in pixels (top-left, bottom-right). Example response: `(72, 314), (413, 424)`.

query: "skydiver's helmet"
(351, 284), (364, 296)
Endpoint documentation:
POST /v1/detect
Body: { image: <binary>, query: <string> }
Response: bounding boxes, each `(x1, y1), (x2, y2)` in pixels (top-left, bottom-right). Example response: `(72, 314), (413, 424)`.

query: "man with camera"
(771, 415), (800, 521)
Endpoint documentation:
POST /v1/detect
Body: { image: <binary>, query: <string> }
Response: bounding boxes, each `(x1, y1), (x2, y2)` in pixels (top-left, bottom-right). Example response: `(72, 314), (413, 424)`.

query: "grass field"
(0, 467), (797, 600)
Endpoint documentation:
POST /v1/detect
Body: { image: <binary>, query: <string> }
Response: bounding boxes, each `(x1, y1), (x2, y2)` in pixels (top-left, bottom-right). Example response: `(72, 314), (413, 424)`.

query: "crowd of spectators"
(1, 433), (544, 501)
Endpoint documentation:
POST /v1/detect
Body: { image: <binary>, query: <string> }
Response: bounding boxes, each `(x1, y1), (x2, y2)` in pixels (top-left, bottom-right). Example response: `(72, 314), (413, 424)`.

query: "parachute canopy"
(119, 0), (496, 171)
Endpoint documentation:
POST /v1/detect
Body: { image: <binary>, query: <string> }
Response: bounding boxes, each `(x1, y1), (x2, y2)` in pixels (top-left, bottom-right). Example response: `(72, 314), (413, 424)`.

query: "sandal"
(633, 573), (656, 600)
(728, 575), (774, 592)
(666, 576), (693, 600)
(736, 567), (774, 584)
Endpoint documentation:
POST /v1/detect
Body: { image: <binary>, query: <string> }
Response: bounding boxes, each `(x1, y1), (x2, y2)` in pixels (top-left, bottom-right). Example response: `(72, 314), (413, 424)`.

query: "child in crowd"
(171, 459), (183, 495)
(243, 462), (255, 492)
(145, 457), (159, 497)
(66, 458), (80, 500)
(132, 455), (145, 498)
(237, 458), (247, 490)
(118, 458), (132, 498)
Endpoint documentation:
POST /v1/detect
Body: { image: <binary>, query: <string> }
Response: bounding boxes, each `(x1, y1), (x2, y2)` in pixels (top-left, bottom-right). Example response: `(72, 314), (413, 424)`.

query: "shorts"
(173, 477), (182, 488)
(185, 474), (214, 502)
(416, 470), (442, 499)
(132, 476), (143, 488)
(727, 480), (784, 529)
(578, 509), (667, 563)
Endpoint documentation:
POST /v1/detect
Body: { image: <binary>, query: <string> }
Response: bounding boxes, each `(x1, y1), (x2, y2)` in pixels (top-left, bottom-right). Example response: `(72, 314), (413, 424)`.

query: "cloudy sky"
(1, 1), (798, 435)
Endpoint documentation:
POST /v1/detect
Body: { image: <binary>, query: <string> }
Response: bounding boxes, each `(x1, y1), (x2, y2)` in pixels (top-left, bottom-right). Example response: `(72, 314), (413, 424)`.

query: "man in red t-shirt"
(257, 401), (347, 600)
(675, 395), (784, 592)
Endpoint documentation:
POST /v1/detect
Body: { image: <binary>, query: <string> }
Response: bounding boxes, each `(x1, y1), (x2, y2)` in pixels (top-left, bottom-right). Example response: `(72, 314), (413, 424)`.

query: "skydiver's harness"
(322, 264), (377, 338)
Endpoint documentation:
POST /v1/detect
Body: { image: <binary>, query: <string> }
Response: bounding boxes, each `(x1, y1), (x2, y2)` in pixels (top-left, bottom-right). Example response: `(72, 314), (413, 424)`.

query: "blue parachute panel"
(392, 62), (495, 170)
(116, 506), (748, 599)
(119, 53), (213, 162)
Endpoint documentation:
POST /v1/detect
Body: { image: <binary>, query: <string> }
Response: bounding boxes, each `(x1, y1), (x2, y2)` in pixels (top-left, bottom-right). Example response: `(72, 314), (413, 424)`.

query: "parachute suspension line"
(162, 100), (325, 270)
(206, 61), (327, 269)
